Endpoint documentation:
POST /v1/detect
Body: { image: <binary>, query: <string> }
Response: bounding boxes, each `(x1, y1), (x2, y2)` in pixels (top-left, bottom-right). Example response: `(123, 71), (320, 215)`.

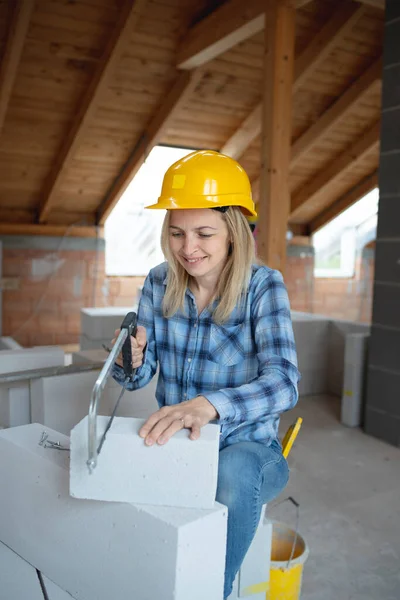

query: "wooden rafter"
(222, 1), (366, 160)
(176, 0), (312, 70)
(96, 69), (203, 225)
(0, 0), (34, 135)
(257, 0), (295, 272)
(0, 223), (103, 238)
(309, 171), (378, 233)
(290, 121), (380, 218)
(291, 57), (382, 168)
(355, 0), (384, 8)
(38, 0), (147, 224)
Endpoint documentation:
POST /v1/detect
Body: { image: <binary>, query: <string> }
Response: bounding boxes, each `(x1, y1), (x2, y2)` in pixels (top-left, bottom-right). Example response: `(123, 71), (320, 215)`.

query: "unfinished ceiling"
(0, 0), (384, 238)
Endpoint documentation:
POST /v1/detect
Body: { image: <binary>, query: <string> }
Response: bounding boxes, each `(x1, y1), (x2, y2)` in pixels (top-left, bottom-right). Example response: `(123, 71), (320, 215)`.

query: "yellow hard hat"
(146, 150), (257, 217)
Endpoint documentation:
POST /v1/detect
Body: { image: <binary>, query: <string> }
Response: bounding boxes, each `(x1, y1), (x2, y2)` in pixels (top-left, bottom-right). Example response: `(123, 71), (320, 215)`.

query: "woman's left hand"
(139, 396), (218, 446)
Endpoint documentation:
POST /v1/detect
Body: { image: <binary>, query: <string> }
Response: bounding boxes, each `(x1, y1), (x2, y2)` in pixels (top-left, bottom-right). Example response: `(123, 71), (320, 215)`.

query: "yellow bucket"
(266, 522), (309, 600)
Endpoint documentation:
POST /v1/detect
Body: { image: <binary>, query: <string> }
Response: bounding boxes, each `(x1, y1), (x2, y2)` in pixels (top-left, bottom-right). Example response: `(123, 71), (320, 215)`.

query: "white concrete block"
(0, 346), (65, 375)
(237, 519), (272, 597)
(70, 415), (220, 509)
(80, 307), (137, 342)
(0, 336), (23, 350)
(79, 334), (106, 350)
(0, 541), (44, 600)
(30, 371), (159, 435)
(42, 575), (77, 600)
(0, 382), (30, 428)
(341, 334), (369, 428)
(71, 349), (108, 365)
(0, 424), (227, 600)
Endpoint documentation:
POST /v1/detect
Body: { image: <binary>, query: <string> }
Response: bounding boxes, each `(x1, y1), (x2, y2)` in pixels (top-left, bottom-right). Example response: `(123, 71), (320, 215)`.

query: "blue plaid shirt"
(113, 262), (299, 449)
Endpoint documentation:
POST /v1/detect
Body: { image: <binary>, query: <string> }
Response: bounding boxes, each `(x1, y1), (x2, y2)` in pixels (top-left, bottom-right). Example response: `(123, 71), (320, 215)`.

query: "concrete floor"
(278, 395), (400, 600)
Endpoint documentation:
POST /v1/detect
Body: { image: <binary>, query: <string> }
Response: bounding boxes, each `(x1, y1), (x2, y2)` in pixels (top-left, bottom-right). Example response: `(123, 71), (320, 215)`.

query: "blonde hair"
(160, 207), (256, 323)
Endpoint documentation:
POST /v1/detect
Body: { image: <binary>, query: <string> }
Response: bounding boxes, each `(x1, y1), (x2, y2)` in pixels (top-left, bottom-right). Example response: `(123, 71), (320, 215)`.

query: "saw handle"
(120, 311), (138, 379)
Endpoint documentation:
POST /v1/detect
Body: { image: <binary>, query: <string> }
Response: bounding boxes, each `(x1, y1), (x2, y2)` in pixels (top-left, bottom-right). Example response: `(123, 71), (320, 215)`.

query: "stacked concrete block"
(0, 346), (65, 375)
(0, 424), (227, 600)
(80, 306), (137, 350)
(0, 541), (45, 600)
(71, 348), (108, 365)
(228, 506), (272, 600)
(341, 333), (369, 427)
(30, 370), (159, 435)
(0, 382), (30, 428)
(291, 315), (331, 396)
(0, 336), (23, 350)
(328, 320), (370, 396)
(70, 416), (220, 509)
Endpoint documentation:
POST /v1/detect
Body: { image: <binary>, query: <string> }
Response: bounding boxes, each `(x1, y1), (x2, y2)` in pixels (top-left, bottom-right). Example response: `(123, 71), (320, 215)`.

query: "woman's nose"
(183, 235), (197, 255)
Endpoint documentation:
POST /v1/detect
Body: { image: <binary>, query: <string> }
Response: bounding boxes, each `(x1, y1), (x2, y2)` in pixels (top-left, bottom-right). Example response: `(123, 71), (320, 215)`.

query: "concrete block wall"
(286, 243), (374, 324)
(0, 423), (227, 600)
(291, 314), (331, 396)
(364, 0), (400, 447)
(30, 369), (159, 435)
(341, 333), (369, 427)
(80, 306), (137, 350)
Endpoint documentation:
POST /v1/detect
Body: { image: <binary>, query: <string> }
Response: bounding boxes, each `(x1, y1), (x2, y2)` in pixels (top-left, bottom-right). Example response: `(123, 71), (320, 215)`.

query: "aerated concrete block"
(70, 415), (220, 508)
(0, 336), (23, 350)
(71, 349), (108, 365)
(0, 346), (65, 375)
(341, 333), (369, 427)
(42, 575), (78, 600)
(80, 307), (137, 342)
(0, 424), (227, 600)
(30, 371), (158, 435)
(0, 382), (30, 428)
(0, 540), (44, 600)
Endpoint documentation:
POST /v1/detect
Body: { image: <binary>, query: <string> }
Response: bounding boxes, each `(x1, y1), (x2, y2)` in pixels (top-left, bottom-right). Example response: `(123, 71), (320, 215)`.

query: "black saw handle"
(120, 311), (138, 379)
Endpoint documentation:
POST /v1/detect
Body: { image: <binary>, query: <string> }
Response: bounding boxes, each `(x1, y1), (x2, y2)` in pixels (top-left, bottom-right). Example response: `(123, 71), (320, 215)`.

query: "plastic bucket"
(266, 521), (309, 600)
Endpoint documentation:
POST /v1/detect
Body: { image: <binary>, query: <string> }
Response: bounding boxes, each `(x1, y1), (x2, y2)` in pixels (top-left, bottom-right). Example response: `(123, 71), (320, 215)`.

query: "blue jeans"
(216, 440), (289, 599)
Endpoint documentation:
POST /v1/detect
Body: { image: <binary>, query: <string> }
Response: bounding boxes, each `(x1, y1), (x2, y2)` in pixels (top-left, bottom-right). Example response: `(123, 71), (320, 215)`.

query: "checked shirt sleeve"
(112, 271), (158, 391)
(205, 269), (300, 425)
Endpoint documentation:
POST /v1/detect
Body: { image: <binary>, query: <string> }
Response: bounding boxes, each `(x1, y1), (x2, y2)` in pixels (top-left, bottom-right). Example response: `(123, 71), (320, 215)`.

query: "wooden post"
(257, 0), (295, 272)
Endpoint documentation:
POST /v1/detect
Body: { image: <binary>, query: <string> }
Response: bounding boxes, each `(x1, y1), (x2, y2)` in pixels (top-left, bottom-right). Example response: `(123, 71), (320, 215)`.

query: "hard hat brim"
(145, 195), (257, 218)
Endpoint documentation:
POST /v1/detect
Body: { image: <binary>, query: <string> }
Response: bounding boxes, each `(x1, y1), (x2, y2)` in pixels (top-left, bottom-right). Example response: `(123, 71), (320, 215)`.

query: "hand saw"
(87, 311), (137, 473)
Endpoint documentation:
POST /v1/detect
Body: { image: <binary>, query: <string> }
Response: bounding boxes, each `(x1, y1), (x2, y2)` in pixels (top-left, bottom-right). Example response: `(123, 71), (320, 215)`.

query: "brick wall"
(0, 236), (144, 348)
(0, 236), (374, 348)
(286, 244), (374, 324)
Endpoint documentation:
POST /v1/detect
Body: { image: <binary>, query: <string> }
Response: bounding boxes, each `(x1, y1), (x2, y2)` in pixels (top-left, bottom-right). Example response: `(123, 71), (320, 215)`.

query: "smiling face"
(168, 209), (231, 282)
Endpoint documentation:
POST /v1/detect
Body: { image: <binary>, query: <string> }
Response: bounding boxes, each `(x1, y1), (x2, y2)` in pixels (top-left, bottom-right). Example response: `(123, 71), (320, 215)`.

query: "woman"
(112, 150), (300, 599)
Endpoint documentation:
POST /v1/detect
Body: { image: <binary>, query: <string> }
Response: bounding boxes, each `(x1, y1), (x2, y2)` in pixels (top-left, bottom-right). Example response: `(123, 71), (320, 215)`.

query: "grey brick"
(381, 107), (400, 152)
(377, 196), (400, 237)
(383, 18), (400, 67)
(368, 324), (400, 372)
(364, 407), (400, 447)
(373, 240), (400, 283)
(382, 64), (400, 110)
(379, 153), (400, 197)
(366, 366), (400, 417)
(372, 282), (400, 328)
(386, 0), (400, 24)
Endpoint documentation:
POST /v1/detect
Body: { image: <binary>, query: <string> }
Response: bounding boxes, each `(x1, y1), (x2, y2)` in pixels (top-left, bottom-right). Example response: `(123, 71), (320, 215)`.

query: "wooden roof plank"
(0, 0), (34, 135)
(291, 56), (382, 168)
(37, 0), (148, 224)
(96, 69), (203, 225)
(0, 223), (102, 238)
(221, 1), (366, 161)
(290, 120), (380, 218)
(309, 170), (378, 232)
(175, 0), (312, 70)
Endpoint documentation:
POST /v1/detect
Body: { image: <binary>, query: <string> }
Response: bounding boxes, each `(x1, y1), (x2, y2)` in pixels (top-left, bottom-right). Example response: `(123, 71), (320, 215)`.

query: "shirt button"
(194, 323), (197, 328)
(184, 394), (187, 399)
(187, 358), (192, 363)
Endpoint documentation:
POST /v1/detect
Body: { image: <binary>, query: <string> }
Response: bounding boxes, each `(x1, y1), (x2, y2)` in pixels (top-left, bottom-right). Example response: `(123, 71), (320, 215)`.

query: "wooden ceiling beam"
(0, 223), (103, 238)
(291, 57), (382, 169)
(355, 0), (384, 9)
(309, 171), (379, 233)
(37, 0), (147, 224)
(96, 69), (203, 225)
(290, 120), (380, 218)
(221, 1), (366, 160)
(0, 0), (34, 135)
(176, 0), (312, 70)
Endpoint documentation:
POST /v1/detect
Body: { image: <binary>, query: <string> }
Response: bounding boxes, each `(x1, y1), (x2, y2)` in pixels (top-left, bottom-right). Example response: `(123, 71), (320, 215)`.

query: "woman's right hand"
(111, 325), (147, 369)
